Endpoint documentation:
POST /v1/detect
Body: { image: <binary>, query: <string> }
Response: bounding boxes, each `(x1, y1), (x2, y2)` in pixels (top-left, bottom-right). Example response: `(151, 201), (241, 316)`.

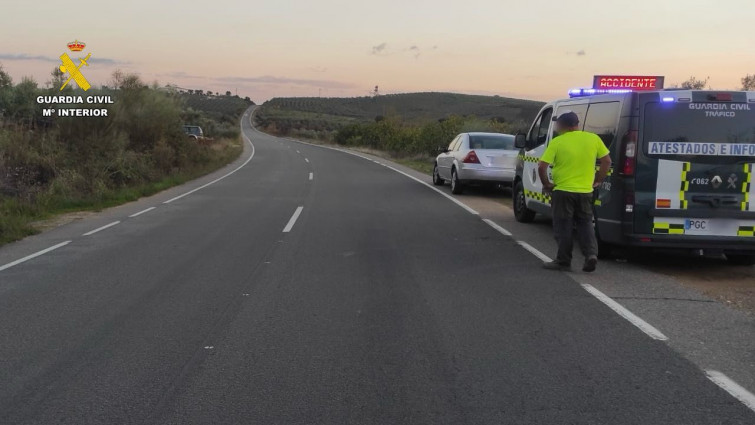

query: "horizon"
(2, 0), (754, 103)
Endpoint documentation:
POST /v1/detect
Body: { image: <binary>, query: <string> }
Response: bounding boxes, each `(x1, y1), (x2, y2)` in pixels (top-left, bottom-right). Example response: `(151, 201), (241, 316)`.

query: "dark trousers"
(551, 191), (598, 265)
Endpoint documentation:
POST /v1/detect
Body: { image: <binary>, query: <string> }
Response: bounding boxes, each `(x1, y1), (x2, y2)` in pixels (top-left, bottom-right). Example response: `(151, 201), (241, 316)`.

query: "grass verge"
(0, 138), (242, 246)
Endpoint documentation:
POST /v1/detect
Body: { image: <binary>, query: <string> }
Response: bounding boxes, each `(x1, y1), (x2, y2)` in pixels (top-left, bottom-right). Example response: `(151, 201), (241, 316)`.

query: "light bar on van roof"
(568, 88), (633, 98)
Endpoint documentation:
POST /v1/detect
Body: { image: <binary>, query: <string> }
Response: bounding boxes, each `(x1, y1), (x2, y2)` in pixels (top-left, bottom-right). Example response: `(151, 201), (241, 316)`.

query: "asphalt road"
(0, 107), (753, 424)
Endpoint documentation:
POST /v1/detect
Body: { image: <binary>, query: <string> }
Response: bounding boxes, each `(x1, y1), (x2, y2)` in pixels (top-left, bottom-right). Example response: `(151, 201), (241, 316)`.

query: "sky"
(1, 0), (753, 103)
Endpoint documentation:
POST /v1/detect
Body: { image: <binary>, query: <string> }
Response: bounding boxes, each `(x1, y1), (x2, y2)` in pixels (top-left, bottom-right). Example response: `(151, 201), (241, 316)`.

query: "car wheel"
(432, 164), (444, 186)
(513, 181), (536, 223)
(451, 168), (464, 194)
(725, 253), (755, 266)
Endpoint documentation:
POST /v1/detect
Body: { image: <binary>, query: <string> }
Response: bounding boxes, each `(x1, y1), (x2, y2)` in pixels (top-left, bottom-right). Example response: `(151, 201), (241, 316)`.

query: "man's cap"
(555, 111), (580, 127)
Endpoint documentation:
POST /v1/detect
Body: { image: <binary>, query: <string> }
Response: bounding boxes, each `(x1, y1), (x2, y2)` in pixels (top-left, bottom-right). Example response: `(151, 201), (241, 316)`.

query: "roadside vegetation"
(0, 65), (252, 245)
(256, 92), (543, 174)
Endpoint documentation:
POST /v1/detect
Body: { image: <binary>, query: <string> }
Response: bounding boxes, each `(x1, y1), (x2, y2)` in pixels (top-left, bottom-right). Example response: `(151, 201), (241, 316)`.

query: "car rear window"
(468, 134), (515, 150)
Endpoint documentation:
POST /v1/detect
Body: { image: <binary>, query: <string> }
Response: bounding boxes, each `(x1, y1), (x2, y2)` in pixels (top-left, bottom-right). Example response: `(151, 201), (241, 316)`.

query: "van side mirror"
(514, 133), (527, 149)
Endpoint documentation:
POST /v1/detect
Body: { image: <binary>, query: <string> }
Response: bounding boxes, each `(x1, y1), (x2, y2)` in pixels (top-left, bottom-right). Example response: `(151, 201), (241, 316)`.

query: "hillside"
(255, 92), (545, 139)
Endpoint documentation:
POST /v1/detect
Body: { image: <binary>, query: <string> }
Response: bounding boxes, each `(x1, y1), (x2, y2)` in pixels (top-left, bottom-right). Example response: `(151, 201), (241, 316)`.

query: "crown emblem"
(67, 40), (86, 52)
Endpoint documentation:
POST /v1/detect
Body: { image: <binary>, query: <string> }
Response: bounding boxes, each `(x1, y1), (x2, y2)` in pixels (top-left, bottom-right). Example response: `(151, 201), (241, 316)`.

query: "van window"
(553, 104), (587, 138)
(584, 102), (620, 148)
(528, 108), (553, 147)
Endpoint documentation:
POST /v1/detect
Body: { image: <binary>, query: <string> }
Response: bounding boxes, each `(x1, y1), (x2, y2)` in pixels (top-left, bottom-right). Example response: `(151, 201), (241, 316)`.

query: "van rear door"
(635, 92), (755, 238)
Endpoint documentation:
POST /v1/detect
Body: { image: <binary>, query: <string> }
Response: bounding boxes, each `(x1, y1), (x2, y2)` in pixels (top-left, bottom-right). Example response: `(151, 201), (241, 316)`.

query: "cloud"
(308, 66), (328, 73)
(371, 43), (388, 55)
(370, 44), (438, 59)
(0, 52), (128, 65)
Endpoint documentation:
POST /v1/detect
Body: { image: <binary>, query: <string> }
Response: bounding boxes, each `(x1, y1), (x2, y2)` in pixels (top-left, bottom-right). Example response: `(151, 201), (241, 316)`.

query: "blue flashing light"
(661, 97), (675, 102)
(568, 88), (634, 98)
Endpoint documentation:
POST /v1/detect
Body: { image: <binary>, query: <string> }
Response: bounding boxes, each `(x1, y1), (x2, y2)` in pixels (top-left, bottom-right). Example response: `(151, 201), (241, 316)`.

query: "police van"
(513, 79), (755, 265)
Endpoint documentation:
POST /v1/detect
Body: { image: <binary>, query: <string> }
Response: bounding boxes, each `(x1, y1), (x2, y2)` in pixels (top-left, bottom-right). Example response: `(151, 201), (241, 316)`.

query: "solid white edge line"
(282, 206), (304, 233)
(275, 137), (479, 216)
(483, 219), (512, 236)
(129, 207), (156, 218)
(0, 241), (72, 272)
(309, 172), (313, 181)
(83, 221), (121, 236)
(383, 165), (479, 215)
(163, 108), (257, 204)
(581, 283), (669, 341)
(706, 370), (755, 413)
(516, 241), (552, 263)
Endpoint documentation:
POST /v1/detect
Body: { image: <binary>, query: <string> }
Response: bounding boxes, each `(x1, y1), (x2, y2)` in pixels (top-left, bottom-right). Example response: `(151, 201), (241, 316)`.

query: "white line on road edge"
(309, 172), (313, 181)
(382, 165), (479, 215)
(517, 241), (552, 263)
(305, 158), (310, 163)
(164, 113), (257, 204)
(706, 370), (755, 413)
(282, 206), (304, 233)
(129, 207), (156, 218)
(0, 241), (71, 272)
(581, 283), (669, 341)
(483, 219), (512, 236)
(83, 221), (121, 236)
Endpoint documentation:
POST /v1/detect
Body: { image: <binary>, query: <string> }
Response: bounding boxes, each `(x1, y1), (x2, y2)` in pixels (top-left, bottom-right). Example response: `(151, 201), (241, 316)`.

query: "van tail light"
(463, 150), (480, 164)
(621, 130), (638, 176)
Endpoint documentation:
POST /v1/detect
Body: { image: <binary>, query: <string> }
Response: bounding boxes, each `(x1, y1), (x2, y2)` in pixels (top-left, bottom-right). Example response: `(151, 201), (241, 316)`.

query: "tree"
(742, 74), (755, 91)
(10, 76), (40, 127)
(48, 66), (67, 91)
(679, 76), (709, 90)
(0, 64), (11, 89)
(225, 90), (232, 96)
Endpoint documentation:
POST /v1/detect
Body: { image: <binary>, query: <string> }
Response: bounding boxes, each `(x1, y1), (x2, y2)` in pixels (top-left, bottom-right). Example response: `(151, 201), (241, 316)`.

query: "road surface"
(0, 107), (753, 424)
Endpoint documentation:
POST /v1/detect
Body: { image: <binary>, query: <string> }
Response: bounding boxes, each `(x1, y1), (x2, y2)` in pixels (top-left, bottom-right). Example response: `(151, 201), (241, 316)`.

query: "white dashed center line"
(0, 241), (72, 272)
(83, 221), (121, 236)
(282, 206), (304, 233)
(129, 207), (156, 218)
(309, 172), (313, 181)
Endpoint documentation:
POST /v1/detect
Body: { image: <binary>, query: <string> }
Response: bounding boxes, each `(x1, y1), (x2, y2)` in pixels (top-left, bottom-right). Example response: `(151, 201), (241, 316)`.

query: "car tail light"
(463, 150), (480, 164)
(621, 130), (638, 176)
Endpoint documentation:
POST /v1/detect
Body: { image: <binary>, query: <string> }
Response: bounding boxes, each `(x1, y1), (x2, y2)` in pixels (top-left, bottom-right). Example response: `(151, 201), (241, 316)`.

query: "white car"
(433, 132), (518, 194)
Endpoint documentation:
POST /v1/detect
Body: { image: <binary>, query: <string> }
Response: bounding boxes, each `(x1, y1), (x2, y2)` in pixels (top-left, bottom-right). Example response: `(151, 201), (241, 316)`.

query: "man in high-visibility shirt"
(538, 111), (612, 272)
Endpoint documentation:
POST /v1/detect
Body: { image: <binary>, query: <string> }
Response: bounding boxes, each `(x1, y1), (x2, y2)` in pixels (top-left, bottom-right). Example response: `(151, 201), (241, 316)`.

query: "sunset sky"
(2, 0), (753, 103)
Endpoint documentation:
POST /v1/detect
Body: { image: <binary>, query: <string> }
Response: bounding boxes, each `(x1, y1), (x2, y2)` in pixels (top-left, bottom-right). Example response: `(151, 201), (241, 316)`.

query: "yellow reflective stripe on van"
(518, 154), (539, 163)
(525, 188), (551, 204)
(679, 162), (691, 210)
(653, 222), (685, 235)
(738, 226), (755, 237)
(742, 163), (752, 211)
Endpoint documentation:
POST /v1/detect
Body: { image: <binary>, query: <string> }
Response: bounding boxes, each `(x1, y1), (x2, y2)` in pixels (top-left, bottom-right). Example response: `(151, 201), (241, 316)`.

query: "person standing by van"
(538, 112), (612, 272)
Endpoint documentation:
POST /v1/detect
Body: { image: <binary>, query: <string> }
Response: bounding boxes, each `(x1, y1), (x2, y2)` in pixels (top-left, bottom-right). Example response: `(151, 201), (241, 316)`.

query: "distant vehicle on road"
(433, 132), (518, 194)
(513, 87), (755, 265)
(183, 125), (204, 140)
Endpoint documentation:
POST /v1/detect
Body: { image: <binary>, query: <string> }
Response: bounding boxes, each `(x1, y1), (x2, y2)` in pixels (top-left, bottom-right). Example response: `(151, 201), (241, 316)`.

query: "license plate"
(685, 219), (710, 234)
